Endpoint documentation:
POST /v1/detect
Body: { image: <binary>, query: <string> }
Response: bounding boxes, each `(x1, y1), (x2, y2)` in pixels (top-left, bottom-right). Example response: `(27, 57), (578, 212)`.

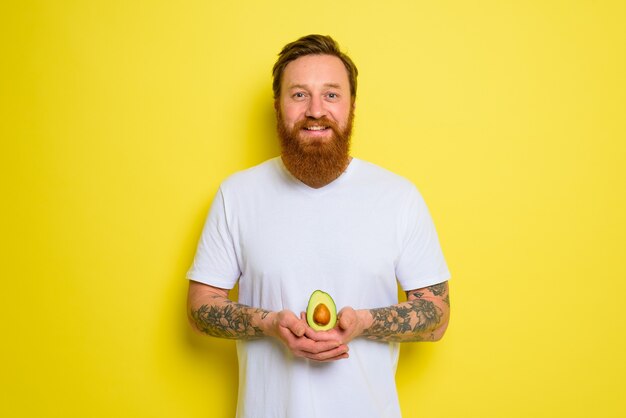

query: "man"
(187, 34), (450, 418)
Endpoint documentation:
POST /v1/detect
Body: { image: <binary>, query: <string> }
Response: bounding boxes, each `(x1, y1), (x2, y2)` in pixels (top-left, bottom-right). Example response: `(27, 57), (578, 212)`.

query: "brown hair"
(272, 34), (358, 100)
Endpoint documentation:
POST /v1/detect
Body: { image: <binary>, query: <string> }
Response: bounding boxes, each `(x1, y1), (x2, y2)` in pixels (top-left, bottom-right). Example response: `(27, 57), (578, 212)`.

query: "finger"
(297, 338), (344, 355)
(294, 349), (349, 362)
(339, 316), (354, 330)
(279, 328), (340, 354)
(338, 308), (354, 330)
(303, 327), (341, 342)
(292, 321), (306, 337)
(300, 311), (312, 329)
(315, 352), (350, 362)
(304, 345), (350, 362)
(282, 322), (305, 338)
(279, 311), (306, 337)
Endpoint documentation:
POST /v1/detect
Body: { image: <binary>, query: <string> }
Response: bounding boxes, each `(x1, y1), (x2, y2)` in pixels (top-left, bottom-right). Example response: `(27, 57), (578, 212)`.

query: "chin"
(297, 134), (334, 145)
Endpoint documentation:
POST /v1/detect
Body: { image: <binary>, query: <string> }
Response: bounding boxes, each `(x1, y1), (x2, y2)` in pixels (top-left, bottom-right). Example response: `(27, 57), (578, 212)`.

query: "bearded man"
(187, 35), (451, 418)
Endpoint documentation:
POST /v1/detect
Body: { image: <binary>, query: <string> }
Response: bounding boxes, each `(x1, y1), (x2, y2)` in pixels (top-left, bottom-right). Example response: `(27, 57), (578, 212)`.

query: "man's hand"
(265, 310), (349, 362)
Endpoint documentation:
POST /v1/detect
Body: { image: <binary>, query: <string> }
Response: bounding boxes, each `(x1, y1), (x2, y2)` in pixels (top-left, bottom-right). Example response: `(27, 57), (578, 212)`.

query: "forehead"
(281, 54), (350, 90)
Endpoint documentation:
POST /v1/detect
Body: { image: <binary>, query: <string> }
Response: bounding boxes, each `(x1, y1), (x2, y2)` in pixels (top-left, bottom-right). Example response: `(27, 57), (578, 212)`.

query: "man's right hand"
(265, 310), (349, 362)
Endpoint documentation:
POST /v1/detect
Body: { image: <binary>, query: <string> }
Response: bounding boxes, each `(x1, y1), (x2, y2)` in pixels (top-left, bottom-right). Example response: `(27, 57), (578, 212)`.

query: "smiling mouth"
(303, 125), (329, 131)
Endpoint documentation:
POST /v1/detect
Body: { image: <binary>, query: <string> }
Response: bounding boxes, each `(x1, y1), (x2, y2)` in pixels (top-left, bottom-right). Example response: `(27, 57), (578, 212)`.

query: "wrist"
(258, 311), (278, 338)
(356, 309), (374, 335)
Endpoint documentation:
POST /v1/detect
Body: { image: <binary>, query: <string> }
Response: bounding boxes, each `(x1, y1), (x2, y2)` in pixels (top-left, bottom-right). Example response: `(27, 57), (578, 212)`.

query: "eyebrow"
(288, 83), (343, 90)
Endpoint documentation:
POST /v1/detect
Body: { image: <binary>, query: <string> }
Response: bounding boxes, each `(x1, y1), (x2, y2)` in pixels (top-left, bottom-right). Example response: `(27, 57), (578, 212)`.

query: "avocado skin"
(306, 290), (337, 331)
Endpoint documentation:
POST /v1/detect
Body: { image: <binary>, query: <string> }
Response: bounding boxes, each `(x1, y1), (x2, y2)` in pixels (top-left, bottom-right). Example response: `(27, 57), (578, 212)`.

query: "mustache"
(295, 117), (341, 132)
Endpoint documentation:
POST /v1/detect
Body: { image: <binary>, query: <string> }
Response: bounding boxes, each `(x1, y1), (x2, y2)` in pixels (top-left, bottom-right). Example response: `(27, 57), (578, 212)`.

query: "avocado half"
(306, 290), (337, 331)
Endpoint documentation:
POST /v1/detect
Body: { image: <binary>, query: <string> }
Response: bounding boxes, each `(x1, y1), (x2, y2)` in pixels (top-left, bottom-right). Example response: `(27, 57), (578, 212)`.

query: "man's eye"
(327, 93), (338, 99)
(293, 92), (306, 98)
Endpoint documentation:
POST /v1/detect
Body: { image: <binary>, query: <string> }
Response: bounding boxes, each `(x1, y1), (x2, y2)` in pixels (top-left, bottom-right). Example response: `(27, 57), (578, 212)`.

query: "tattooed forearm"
(363, 281), (450, 342)
(190, 298), (270, 339)
(365, 299), (443, 342)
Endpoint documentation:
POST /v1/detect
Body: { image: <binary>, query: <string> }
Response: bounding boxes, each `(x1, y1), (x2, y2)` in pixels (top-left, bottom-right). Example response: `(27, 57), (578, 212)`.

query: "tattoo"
(408, 290), (424, 299)
(427, 283), (446, 296)
(407, 283), (447, 300)
(443, 294), (450, 307)
(365, 298), (443, 342)
(190, 299), (269, 339)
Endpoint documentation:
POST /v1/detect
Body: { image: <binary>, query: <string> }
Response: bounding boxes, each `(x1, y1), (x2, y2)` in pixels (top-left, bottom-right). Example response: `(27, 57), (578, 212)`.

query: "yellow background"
(2, 1), (625, 417)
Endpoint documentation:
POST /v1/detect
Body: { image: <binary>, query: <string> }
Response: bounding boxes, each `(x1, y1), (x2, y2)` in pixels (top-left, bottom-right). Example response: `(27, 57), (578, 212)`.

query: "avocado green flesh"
(306, 290), (337, 331)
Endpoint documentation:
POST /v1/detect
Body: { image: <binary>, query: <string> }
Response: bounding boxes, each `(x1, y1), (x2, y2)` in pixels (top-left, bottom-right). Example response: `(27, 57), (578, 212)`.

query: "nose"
(305, 96), (326, 119)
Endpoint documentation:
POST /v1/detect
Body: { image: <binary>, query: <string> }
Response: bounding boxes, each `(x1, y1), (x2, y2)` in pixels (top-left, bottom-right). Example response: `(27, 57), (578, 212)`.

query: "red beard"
(277, 110), (354, 188)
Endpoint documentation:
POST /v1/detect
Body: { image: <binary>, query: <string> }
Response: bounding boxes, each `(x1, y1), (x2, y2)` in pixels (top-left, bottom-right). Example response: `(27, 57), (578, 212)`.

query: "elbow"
(187, 300), (205, 335)
(430, 316), (449, 341)
(187, 308), (198, 332)
(187, 306), (200, 334)
(430, 305), (450, 342)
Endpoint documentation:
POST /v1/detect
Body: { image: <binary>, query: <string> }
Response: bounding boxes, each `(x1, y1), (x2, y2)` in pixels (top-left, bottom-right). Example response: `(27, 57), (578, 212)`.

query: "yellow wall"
(2, 1), (625, 417)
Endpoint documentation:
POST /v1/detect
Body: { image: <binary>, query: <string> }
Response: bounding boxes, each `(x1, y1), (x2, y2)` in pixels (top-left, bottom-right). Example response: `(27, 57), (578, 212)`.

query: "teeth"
(306, 126), (326, 131)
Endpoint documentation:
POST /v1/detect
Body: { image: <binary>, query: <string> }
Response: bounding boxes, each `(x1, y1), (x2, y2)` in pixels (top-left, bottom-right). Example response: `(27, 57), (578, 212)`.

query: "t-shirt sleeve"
(186, 187), (241, 289)
(395, 186), (450, 291)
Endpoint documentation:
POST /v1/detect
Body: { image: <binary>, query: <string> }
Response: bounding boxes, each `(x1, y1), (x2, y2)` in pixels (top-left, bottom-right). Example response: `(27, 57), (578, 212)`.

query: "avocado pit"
(313, 303), (331, 326)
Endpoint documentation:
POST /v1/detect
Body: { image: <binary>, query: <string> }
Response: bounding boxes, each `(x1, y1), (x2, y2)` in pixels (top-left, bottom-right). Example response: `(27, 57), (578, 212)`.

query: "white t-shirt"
(187, 157), (450, 418)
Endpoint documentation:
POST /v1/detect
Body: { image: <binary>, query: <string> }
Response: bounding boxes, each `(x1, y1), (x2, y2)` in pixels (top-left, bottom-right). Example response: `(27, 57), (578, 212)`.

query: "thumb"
(282, 313), (305, 337)
(338, 309), (354, 330)
(291, 320), (306, 337)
